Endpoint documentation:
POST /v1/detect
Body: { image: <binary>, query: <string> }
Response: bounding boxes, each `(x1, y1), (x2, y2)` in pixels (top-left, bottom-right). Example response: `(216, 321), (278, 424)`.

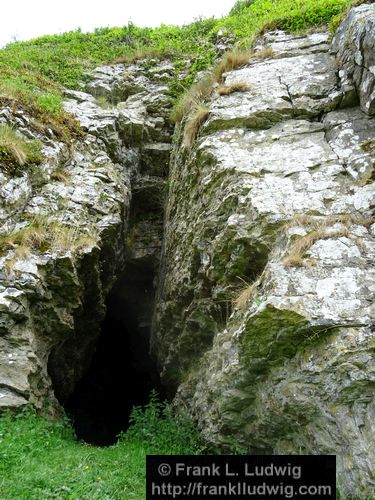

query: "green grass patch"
(0, 0), (359, 139)
(0, 393), (204, 499)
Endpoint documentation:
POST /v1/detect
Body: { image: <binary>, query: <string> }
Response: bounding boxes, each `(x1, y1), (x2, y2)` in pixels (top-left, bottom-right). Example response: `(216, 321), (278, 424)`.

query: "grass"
(282, 214), (374, 267)
(183, 105), (210, 148)
(0, 124), (44, 175)
(0, 393), (204, 499)
(357, 164), (375, 187)
(212, 49), (253, 83)
(217, 81), (252, 96)
(0, 217), (98, 261)
(95, 95), (115, 109)
(233, 282), (257, 310)
(50, 167), (70, 183)
(170, 74), (215, 124)
(0, 1), (358, 148)
(360, 138), (375, 154)
(254, 46), (275, 59)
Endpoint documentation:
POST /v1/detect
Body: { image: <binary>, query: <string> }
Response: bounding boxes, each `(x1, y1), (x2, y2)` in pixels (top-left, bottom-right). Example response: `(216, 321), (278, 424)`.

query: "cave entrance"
(64, 258), (164, 446)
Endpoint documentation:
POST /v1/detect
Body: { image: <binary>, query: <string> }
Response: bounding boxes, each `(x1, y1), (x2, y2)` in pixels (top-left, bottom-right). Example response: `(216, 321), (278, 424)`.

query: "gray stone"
(153, 19), (375, 498)
(332, 3), (375, 115)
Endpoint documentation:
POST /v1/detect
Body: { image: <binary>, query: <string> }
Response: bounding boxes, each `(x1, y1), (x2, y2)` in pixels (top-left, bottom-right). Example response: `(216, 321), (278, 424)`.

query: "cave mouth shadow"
(64, 261), (164, 447)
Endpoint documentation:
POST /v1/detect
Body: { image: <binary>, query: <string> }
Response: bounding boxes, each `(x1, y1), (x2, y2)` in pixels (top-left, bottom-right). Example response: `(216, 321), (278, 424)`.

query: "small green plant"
(0, 123), (43, 174)
(122, 391), (204, 454)
(95, 95), (114, 109)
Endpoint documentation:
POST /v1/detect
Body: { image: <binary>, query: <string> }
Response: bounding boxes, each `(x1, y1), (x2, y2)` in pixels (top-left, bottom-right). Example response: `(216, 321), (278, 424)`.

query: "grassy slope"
(0, 0), (355, 136)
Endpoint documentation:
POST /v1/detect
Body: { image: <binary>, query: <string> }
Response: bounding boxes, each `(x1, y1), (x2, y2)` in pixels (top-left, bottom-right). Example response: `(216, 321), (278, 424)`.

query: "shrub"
(121, 391), (203, 454)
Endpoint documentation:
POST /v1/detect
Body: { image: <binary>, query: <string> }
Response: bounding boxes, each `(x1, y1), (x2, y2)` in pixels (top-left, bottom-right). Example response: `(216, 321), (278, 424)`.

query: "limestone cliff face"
(0, 3), (374, 498)
(152, 4), (375, 497)
(0, 60), (173, 410)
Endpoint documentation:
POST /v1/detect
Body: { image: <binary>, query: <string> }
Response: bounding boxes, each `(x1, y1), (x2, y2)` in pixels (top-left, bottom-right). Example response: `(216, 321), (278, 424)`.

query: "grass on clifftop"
(0, 394), (204, 499)
(0, 0), (358, 139)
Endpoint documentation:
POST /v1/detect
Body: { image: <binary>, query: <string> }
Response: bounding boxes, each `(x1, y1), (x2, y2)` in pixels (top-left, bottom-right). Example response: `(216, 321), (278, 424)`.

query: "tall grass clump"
(0, 217), (98, 258)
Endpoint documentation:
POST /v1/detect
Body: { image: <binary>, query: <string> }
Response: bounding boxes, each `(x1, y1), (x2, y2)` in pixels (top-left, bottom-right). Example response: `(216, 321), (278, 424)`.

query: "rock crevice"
(0, 4), (374, 497)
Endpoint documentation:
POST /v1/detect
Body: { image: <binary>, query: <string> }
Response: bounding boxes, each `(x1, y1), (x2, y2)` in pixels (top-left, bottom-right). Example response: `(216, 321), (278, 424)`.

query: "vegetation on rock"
(0, 217), (98, 262)
(0, 124), (43, 175)
(0, 0), (358, 144)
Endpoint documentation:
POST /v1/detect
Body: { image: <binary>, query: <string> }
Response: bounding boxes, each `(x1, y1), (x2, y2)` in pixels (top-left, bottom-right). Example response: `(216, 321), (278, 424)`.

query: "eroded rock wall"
(152, 6), (375, 497)
(0, 59), (173, 411)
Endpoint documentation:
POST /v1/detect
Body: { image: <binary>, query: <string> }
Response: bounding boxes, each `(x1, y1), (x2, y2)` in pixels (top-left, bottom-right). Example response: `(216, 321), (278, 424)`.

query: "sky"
(0, 0), (236, 48)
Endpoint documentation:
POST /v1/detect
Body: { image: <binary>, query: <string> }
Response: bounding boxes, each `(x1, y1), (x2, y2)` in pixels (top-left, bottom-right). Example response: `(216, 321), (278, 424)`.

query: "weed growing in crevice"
(0, 123), (43, 175)
(282, 214), (374, 267)
(0, 217), (98, 261)
(217, 81), (252, 96)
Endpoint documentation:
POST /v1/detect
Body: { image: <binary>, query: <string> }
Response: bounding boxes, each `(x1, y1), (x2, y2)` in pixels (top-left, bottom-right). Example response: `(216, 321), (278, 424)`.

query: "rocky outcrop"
(0, 59), (173, 411)
(332, 2), (375, 115)
(152, 7), (375, 498)
(0, 3), (374, 498)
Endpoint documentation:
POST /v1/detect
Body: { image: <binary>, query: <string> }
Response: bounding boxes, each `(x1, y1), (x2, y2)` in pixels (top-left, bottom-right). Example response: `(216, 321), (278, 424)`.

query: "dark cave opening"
(64, 259), (164, 447)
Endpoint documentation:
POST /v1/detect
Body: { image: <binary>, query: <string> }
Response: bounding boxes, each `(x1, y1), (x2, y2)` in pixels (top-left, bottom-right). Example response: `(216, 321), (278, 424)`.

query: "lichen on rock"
(152, 5), (375, 497)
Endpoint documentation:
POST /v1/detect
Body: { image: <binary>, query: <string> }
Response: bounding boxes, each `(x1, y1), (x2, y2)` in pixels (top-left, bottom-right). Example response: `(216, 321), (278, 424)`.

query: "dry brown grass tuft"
(360, 139), (375, 154)
(170, 75), (215, 124)
(233, 283), (257, 311)
(50, 169), (70, 183)
(217, 81), (252, 96)
(357, 165), (375, 187)
(0, 217), (98, 258)
(0, 124), (28, 166)
(283, 227), (350, 267)
(254, 46), (274, 59)
(285, 213), (374, 232)
(213, 49), (253, 83)
(183, 105), (209, 148)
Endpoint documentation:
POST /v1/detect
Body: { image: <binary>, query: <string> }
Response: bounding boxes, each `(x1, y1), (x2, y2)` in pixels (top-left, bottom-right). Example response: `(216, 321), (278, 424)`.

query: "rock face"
(152, 7), (375, 498)
(0, 59), (173, 410)
(332, 2), (375, 115)
(0, 3), (374, 498)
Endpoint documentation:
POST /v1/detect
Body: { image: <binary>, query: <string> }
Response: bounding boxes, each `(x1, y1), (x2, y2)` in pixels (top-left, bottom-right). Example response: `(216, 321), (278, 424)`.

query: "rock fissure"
(0, 3), (374, 495)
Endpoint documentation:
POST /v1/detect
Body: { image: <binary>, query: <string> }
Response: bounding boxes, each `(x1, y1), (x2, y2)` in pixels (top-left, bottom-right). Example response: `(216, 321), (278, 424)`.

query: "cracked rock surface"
(0, 59), (172, 411)
(153, 7), (375, 497)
